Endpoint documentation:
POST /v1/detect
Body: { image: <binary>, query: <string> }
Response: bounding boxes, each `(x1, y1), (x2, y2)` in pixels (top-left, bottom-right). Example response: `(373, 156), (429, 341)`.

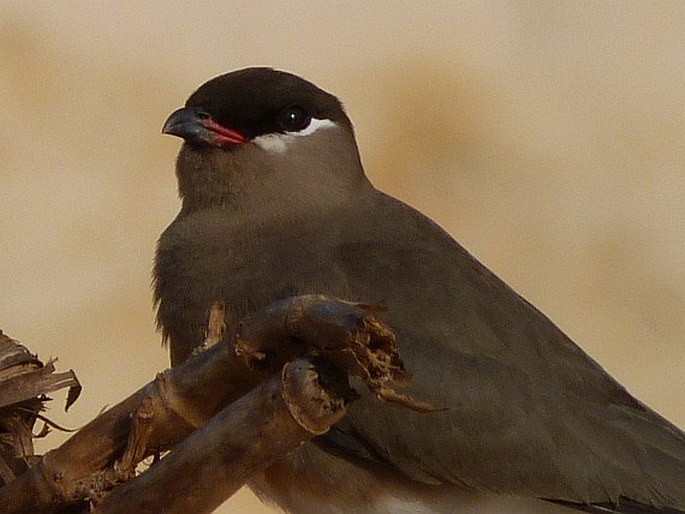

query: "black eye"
(279, 106), (311, 132)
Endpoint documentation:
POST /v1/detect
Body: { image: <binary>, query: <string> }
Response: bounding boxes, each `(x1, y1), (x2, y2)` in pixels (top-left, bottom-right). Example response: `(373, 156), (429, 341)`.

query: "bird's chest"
(158, 213), (340, 327)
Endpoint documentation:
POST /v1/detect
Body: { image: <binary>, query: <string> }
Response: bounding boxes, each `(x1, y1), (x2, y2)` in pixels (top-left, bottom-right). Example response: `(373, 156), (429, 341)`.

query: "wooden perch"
(93, 358), (351, 514)
(1, 295), (417, 513)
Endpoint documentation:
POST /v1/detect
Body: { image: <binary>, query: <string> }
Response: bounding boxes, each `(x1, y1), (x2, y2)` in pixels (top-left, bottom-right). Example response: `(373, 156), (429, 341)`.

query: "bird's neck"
(175, 135), (369, 216)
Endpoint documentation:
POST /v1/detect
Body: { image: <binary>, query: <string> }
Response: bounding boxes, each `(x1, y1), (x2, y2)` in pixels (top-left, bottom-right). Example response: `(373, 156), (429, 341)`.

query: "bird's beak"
(162, 106), (246, 146)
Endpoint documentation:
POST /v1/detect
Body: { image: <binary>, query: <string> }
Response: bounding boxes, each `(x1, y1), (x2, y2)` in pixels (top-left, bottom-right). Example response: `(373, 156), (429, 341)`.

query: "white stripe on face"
(252, 118), (337, 153)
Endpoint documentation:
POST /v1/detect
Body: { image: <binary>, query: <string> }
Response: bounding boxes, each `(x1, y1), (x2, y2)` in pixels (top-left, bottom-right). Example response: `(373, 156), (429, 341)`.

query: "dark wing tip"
(547, 498), (685, 514)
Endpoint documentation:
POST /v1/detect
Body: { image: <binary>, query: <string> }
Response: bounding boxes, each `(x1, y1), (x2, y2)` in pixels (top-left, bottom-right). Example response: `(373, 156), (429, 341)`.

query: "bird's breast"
(155, 208), (358, 359)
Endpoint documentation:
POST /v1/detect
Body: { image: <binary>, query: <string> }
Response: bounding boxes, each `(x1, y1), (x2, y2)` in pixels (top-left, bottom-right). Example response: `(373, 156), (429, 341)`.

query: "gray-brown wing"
(315, 191), (685, 510)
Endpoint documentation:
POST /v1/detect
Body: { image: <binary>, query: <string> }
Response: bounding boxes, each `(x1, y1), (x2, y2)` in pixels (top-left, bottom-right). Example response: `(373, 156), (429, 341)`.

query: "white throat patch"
(252, 118), (337, 153)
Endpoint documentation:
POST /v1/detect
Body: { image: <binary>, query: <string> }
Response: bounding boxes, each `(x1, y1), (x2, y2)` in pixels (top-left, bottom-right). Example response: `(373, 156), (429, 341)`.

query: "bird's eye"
(279, 106), (311, 132)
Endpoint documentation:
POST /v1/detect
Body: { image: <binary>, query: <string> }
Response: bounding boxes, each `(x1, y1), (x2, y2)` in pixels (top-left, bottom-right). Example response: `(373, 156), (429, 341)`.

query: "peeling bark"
(0, 295), (418, 514)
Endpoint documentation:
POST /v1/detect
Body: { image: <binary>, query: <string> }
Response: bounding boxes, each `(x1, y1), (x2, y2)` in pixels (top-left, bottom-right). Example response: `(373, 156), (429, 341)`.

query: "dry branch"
(1, 295), (414, 513)
(93, 358), (351, 514)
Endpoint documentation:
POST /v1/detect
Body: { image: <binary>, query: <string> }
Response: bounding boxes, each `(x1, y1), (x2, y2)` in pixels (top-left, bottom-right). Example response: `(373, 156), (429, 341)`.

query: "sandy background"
(1, 3), (684, 513)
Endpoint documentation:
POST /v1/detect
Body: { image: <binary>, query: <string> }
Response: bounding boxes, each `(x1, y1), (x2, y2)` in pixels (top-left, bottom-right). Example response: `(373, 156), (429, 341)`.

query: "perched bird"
(156, 67), (685, 514)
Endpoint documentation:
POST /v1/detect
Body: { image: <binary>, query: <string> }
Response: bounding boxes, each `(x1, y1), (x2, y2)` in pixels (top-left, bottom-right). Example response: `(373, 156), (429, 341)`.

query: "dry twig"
(0, 295), (420, 513)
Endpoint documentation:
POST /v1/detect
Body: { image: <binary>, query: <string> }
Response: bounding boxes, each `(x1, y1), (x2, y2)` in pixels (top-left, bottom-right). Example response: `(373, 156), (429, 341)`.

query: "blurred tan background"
(1, 3), (684, 513)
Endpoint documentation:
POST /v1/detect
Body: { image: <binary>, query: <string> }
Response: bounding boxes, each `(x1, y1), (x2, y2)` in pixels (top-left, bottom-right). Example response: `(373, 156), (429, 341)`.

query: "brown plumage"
(155, 68), (685, 513)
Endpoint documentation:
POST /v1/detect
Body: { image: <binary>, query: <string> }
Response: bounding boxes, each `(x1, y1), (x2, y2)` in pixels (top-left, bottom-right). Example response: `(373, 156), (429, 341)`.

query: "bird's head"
(163, 68), (366, 212)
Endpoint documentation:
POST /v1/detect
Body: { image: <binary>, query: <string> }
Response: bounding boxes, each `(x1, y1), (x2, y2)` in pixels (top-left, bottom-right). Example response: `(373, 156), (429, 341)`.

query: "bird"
(155, 67), (685, 514)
